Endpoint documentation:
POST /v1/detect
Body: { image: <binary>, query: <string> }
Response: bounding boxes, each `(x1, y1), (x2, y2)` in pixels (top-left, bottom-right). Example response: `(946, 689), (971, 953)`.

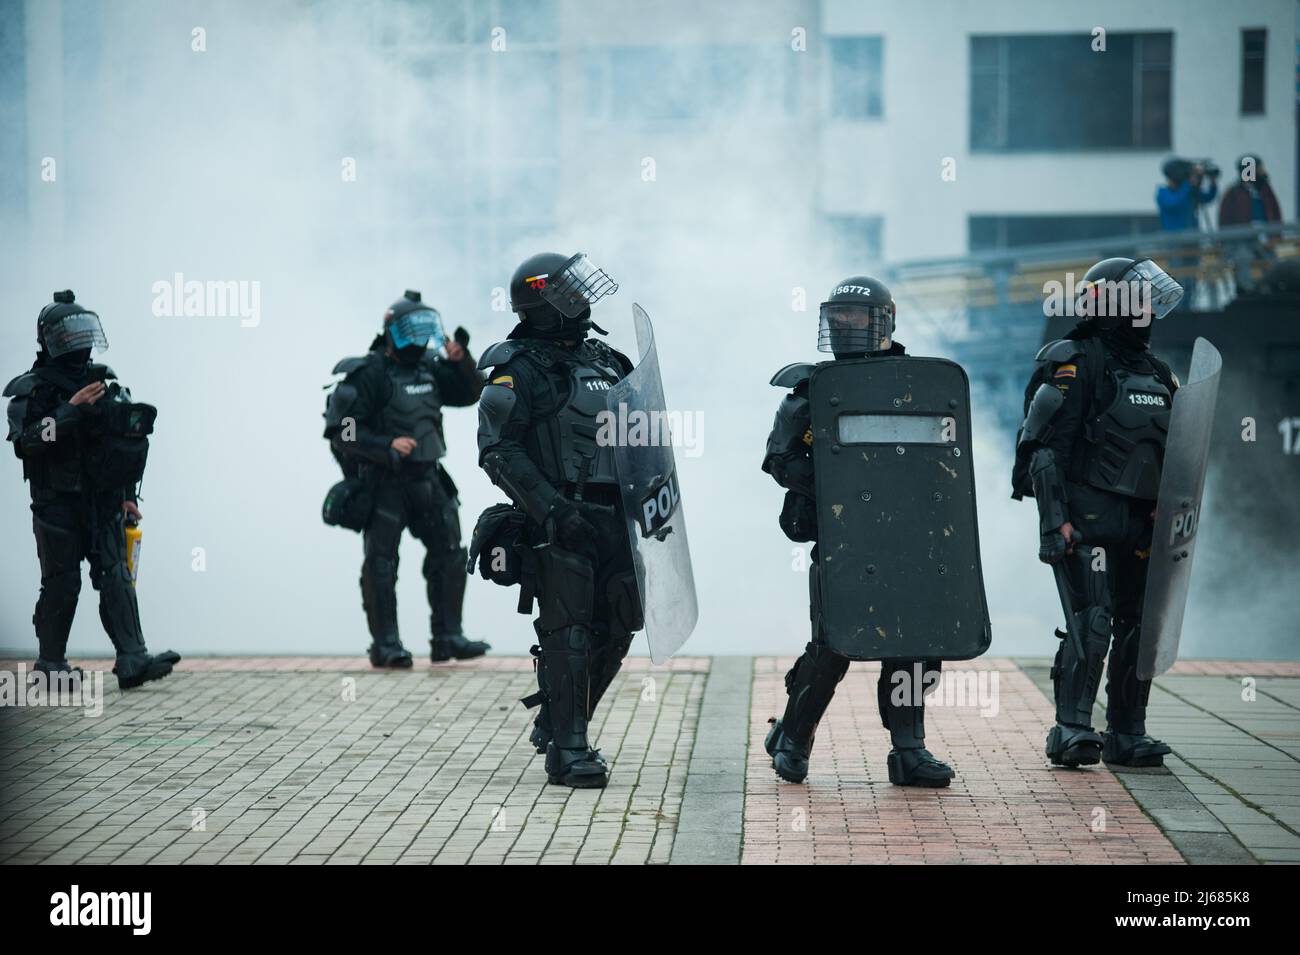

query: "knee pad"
(33, 516), (83, 580)
(536, 548), (595, 632)
(806, 642), (851, 682)
(39, 565), (82, 602)
(604, 571), (643, 639)
(362, 555), (398, 586)
(423, 545), (466, 577)
(89, 556), (133, 593)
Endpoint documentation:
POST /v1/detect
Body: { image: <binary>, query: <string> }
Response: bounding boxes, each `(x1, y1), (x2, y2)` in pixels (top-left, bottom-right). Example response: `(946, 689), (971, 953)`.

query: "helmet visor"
(43, 311), (108, 358)
(817, 303), (893, 354)
(539, 254), (619, 319)
(389, 308), (445, 351)
(1129, 259), (1184, 320)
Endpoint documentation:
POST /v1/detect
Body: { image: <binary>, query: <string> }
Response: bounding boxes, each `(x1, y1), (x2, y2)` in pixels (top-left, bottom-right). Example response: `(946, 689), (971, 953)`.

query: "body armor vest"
(527, 349), (623, 488)
(376, 359), (445, 463)
(1078, 362), (1171, 500)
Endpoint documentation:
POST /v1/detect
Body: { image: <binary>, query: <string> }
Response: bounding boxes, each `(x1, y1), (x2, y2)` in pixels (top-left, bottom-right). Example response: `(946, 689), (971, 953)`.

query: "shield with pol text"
(1138, 337), (1223, 680)
(605, 304), (699, 663)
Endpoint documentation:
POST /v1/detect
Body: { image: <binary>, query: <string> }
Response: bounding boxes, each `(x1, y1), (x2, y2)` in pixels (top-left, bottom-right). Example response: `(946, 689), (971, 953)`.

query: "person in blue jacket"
(1155, 158), (1218, 231)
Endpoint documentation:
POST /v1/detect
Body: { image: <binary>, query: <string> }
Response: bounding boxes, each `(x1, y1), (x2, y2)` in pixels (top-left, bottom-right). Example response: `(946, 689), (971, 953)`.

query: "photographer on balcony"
(1219, 154), (1282, 292)
(1156, 158), (1219, 232)
(1155, 158), (1219, 308)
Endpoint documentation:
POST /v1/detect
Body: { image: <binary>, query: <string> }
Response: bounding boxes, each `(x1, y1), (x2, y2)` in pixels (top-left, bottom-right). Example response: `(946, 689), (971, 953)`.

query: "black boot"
(768, 644), (848, 783)
(1102, 731), (1171, 766)
(97, 543), (180, 690)
(764, 718), (807, 783)
(1046, 723), (1105, 767)
(1046, 602), (1110, 767)
(30, 659), (85, 698)
(368, 638), (412, 668)
(430, 632), (489, 662)
(1101, 619), (1170, 766)
(427, 546), (488, 661)
(540, 626), (607, 789)
(887, 747), (954, 787)
(361, 554), (412, 668)
(879, 660), (954, 787)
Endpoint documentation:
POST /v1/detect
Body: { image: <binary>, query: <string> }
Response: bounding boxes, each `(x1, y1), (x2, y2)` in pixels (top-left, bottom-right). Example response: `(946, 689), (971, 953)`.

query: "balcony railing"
(881, 221), (1300, 341)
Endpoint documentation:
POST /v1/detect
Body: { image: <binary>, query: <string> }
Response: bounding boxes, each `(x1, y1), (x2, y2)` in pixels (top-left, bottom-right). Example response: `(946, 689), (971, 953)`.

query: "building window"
(584, 45), (800, 125)
(970, 33), (1171, 151)
(828, 36), (883, 120)
(968, 214), (1161, 253)
(1240, 28), (1266, 115)
(825, 215), (883, 269)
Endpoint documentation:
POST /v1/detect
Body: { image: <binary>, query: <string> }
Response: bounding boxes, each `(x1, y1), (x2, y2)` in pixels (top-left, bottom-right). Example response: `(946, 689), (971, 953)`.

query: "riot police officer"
(762, 277), (963, 788)
(1012, 257), (1184, 768)
(4, 290), (179, 689)
(324, 290), (488, 668)
(474, 252), (638, 789)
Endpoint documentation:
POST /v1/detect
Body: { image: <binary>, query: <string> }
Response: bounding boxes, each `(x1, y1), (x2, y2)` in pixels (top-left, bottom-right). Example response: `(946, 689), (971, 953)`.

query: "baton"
(1051, 530), (1085, 662)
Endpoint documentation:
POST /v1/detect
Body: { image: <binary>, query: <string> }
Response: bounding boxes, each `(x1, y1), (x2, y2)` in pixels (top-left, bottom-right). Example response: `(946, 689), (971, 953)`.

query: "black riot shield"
(809, 356), (992, 661)
(1138, 337), (1223, 680)
(606, 304), (699, 663)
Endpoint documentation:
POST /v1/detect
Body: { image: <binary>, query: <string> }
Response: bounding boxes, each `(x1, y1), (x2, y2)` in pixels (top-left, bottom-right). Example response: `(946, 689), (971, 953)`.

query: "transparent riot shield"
(1138, 337), (1223, 680)
(606, 304), (699, 663)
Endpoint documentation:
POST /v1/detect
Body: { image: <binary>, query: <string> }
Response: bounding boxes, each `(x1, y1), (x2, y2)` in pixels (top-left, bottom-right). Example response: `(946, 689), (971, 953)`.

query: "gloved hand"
(550, 499), (597, 554)
(454, 326), (470, 348)
(1039, 522), (1078, 564)
(779, 491), (818, 542)
(1038, 530), (1067, 564)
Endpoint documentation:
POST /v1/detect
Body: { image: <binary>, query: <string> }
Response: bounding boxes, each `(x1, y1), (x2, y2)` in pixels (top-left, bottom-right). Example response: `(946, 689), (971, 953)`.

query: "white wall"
(820, 0), (1297, 261)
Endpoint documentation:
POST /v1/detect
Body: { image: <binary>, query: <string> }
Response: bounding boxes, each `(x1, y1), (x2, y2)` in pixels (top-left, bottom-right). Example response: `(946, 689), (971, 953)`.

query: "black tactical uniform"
(1013, 257), (1184, 768)
(4, 290), (179, 689)
(762, 277), (955, 787)
(324, 291), (487, 667)
(476, 251), (638, 789)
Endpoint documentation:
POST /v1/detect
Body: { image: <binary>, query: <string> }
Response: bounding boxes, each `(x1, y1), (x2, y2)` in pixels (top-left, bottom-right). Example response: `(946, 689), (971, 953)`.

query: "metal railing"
(881, 221), (1300, 341)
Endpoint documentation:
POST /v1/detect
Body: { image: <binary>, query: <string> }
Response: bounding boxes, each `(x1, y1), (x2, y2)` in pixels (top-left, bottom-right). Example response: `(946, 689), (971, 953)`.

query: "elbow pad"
(1018, 383), (1064, 449)
(767, 453), (815, 497)
(19, 402), (80, 456)
(482, 449), (558, 525)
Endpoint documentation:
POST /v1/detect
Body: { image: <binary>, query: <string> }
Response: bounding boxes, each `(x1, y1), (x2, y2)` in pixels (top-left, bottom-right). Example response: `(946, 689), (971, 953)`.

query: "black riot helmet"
(509, 252), (618, 337)
(1075, 257), (1184, 345)
(382, 289), (445, 361)
(818, 276), (896, 358)
(37, 290), (108, 361)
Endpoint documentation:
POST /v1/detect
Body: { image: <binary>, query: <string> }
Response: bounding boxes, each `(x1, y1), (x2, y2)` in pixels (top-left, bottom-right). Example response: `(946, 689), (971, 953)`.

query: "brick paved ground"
(745, 657), (1186, 864)
(2, 654), (1296, 864)
(0, 658), (705, 865)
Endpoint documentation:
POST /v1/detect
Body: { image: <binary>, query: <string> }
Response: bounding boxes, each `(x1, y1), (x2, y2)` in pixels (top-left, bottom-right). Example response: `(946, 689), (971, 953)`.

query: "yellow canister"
(125, 523), (142, 585)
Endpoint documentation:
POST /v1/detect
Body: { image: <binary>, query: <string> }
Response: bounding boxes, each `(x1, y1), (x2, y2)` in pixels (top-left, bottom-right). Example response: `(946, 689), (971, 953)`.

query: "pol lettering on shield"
(639, 470), (681, 537)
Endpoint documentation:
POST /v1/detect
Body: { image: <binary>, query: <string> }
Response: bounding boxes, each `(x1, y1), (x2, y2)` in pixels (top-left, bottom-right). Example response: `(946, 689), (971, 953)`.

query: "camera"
(1162, 157), (1219, 187)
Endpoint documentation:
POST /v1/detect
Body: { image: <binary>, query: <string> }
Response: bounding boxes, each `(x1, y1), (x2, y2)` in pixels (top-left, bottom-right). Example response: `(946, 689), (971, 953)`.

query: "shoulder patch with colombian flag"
(1053, 363), (1077, 380)
(490, 374), (514, 388)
